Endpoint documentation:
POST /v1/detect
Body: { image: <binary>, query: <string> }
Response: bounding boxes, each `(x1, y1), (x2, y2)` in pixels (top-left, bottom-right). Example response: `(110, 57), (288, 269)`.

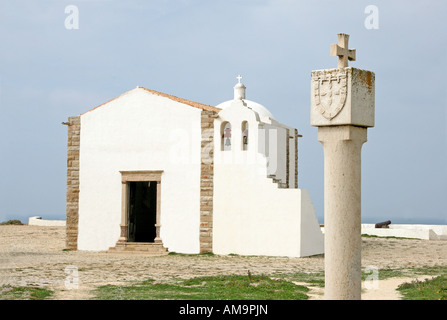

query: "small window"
(221, 122), (232, 151)
(241, 121), (248, 150)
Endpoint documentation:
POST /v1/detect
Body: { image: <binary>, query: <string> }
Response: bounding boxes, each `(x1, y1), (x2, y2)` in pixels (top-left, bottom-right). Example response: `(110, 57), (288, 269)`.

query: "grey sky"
(0, 0), (445, 224)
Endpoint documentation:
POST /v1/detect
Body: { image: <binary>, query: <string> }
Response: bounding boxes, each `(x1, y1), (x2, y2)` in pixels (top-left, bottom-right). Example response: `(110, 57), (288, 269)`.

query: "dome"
(215, 99), (275, 120)
(216, 75), (275, 120)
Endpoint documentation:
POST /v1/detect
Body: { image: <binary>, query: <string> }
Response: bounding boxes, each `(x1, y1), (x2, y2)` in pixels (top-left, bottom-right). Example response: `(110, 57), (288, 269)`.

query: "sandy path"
(0, 225), (445, 300)
(361, 275), (434, 300)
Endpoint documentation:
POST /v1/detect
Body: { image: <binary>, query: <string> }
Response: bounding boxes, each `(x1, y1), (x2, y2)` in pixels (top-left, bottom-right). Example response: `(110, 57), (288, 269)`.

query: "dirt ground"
(0, 225), (445, 300)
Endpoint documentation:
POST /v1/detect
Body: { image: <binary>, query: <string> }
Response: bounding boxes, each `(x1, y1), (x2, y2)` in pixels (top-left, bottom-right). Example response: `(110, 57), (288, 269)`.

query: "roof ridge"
(138, 86), (221, 112)
(81, 86), (221, 116)
(81, 89), (132, 116)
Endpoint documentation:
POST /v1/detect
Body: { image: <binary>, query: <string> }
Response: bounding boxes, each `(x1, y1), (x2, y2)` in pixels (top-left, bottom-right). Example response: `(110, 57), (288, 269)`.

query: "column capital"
(311, 67), (375, 128)
(317, 125), (367, 144)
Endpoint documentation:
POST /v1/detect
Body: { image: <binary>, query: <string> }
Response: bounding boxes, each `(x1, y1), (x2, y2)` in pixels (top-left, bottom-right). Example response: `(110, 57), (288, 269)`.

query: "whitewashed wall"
(78, 88), (202, 252)
(360, 224), (447, 240)
(213, 100), (324, 257)
(257, 120), (296, 187)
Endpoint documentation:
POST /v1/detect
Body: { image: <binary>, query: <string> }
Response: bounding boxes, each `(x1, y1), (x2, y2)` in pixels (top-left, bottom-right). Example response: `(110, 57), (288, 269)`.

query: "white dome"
(216, 99), (275, 120)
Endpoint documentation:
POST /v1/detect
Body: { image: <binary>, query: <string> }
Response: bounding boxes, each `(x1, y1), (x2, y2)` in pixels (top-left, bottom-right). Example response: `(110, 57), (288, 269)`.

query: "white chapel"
(65, 76), (324, 257)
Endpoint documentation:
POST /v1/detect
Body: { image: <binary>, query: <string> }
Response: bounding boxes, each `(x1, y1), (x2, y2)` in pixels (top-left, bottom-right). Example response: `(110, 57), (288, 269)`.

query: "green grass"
(0, 219), (23, 225)
(0, 286), (53, 300)
(408, 265), (447, 277)
(93, 274), (309, 300)
(361, 265), (447, 281)
(92, 266), (447, 300)
(363, 268), (405, 280)
(276, 272), (325, 288)
(361, 234), (418, 240)
(1, 263), (443, 300)
(397, 275), (446, 300)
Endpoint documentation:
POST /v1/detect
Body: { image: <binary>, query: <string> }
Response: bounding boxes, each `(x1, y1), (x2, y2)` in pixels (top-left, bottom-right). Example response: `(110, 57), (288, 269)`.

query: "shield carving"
(313, 71), (347, 120)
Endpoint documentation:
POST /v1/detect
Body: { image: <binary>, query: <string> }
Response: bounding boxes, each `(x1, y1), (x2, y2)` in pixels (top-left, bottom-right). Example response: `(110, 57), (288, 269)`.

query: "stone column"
(118, 180), (128, 243)
(154, 181), (162, 244)
(318, 126), (367, 299)
(310, 34), (375, 300)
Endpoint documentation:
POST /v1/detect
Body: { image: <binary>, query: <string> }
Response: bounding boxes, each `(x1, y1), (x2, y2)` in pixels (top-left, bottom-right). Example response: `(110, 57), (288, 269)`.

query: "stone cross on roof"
(330, 33), (356, 68)
(236, 75), (242, 83)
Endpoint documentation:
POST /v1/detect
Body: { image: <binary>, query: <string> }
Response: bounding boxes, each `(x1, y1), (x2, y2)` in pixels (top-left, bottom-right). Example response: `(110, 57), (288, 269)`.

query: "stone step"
(108, 242), (169, 255)
(267, 174), (290, 189)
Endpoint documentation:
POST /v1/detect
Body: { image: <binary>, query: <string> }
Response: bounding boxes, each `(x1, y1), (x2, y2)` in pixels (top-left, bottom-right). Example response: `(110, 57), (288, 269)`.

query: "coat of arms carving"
(312, 70), (348, 120)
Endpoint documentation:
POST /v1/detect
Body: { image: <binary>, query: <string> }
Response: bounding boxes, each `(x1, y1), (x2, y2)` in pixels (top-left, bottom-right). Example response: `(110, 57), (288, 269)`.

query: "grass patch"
(0, 220), (23, 225)
(361, 234), (418, 240)
(408, 265), (447, 277)
(92, 266), (446, 300)
(281, 266), (447, 287)
(397, 275), (446, 300)
(0, 286), (53, 300)
(93, 274), (309, 300)
(362, 268), (405, 281)
(362, 265), (447, 281)
(277, 272), (325, 288)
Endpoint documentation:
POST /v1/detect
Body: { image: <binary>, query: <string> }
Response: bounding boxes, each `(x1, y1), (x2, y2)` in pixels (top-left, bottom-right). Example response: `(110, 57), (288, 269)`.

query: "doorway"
(127, 181), (157, 242)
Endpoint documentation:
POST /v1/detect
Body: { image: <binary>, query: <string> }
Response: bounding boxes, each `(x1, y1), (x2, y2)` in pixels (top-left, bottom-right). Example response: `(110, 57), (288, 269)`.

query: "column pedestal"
(117, 225), (128, 244)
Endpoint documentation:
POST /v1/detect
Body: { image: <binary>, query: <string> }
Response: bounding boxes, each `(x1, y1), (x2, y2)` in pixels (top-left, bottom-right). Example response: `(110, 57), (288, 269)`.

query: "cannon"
(375, 220), (391, 228)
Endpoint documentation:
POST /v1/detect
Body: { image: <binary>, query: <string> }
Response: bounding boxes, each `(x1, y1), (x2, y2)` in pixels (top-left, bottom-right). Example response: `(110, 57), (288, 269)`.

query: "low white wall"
(360, 224), (447, 240)
(213, 163), (324, 257)
(28, 216), (66, 227)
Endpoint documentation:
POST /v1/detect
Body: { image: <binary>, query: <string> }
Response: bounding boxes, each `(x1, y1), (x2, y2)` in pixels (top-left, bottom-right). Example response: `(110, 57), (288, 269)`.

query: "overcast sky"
(0, 0), (445, 225)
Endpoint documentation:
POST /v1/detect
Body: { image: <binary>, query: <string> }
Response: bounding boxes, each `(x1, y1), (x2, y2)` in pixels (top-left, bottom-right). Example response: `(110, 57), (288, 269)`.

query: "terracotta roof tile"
(139, 87), (221, 112)
(81, 86), (220, 116)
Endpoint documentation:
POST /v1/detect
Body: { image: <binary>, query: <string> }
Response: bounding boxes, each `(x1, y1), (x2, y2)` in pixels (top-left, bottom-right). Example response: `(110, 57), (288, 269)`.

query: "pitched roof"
(139, 87), (221, 112)
(82, 86), (220, 116)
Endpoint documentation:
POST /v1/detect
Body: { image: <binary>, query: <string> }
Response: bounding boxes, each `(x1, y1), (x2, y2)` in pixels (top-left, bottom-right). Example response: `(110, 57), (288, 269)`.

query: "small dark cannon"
(375, 220), (391, 228)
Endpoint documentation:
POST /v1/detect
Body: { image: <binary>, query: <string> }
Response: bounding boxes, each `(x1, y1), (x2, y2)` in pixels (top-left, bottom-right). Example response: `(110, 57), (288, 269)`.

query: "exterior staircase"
(108, 242), (169, 255)
(268, 174), (288, 189)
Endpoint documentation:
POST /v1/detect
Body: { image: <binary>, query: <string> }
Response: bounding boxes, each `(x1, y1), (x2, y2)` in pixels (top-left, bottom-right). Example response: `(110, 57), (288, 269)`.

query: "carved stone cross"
(236, 75), (242, 83)
(330, 33), (356, 68)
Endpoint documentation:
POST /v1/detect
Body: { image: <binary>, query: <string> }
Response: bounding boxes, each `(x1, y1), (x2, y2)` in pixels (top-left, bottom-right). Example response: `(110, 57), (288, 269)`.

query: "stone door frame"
(118, 170), (163, 244)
